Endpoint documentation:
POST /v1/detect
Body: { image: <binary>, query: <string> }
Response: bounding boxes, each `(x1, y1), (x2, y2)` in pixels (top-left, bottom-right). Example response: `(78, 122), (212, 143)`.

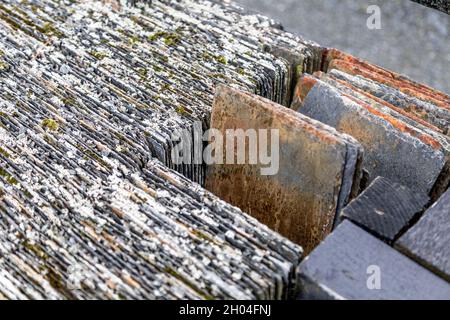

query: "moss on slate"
(216, 55), (227, 65)
(89, 50), (109, 60)
(41, 118), (59, 131)
(148, 31), (181, 47)
(0, 167), (18, 185)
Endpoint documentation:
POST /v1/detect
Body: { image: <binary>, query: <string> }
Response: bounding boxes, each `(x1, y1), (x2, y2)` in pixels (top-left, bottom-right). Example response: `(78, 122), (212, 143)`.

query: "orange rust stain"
(294, 74), (318, 104)
(217, 83), (340, 146)
(328, 58), (450, 110)
(329, 75), (443, 133)
(324, 49), (450, 104)
(341, 93), (442, 150)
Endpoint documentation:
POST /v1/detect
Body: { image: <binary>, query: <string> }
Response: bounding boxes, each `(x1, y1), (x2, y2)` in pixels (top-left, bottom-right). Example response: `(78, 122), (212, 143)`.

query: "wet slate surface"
(297, 221), (450, 300)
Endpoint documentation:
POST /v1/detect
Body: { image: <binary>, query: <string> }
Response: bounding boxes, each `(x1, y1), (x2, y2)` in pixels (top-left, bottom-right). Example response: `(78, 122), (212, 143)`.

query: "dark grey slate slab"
(297, 221), (450, 300)
(298, 79), (447, 195)
(412, 0), (450, 14)
(328, 69), (450, 135)
(339, 176), (429, 243)
(0, 0), (307, 300)
(396, 189), (450, 282)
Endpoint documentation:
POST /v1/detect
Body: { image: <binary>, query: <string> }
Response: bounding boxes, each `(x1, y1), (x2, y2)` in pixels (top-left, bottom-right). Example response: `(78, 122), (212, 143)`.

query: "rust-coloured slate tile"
(295, 75), (446, 195)
(323, 49), (450, 110)
(205, 85), (362, 253)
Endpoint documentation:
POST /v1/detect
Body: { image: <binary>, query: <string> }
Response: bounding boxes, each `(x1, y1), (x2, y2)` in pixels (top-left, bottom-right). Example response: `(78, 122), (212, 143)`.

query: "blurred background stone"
(235, 0), (450, 94)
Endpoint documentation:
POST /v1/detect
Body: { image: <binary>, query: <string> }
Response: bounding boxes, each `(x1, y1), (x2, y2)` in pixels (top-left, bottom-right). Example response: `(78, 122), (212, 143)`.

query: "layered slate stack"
(294, 49), (450, 200)
(411, 0), (450, 14)
(299, 184), (450, 300)
(293, 48), (450, 298)
(0, 0), (312, 299)
(297, 221), (450, 300)
(0, 0), (324, 185)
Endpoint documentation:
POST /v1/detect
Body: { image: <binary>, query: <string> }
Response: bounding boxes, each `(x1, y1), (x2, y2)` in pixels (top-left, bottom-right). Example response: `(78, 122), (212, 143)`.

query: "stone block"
(295, 75), (447, 195)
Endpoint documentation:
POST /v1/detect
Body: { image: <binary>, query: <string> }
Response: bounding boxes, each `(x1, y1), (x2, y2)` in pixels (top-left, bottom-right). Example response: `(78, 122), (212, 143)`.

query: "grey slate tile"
(298, 221), (450, 300)
(339, 176), (429, 243)
(396, 188), (450, 282)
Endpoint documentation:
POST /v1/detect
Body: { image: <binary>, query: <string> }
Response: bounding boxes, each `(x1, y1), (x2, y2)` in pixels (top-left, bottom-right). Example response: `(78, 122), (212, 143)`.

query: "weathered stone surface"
(311, 71), (450, 201)
(297, 221), (450, 300)
(340, 177), (429, 243)
(0, 0), (306, 300)
(296, 75), (447, 195)
(412, 0), (450, 14)
(323, 49), (450, 110)
(206, 85), (362, 253)
(0, 0), (315, 185)
(315, 71), (444, 134)
(396, 189), (450, 282)
(327, 69), (450, 136)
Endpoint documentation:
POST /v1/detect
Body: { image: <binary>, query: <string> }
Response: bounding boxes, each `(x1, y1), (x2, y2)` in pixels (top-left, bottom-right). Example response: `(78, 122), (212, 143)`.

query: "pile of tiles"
(0, 0), (315, 299)
(412, 0), (449, 14)
(293, 49), (450, 299)
(294, 49), (450, 201)
(0, 0), (449, 300)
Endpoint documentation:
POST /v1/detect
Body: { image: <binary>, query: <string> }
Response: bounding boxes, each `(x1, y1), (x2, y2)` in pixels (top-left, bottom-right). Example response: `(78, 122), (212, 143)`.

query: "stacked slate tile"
(206, 85), (362, 254)
(294, 49), (450, 200)
(297, 221), (450, 300)
(1, 0), (449, 300)
(0, 0), (314, 299)
(294, 57), (450, 296)
(339, 177), (429, 244)
(0, 0), (323, 185)
(411, 0), (450, 14)
(396, 188), (450, 282)
(293, 49), (450, 298)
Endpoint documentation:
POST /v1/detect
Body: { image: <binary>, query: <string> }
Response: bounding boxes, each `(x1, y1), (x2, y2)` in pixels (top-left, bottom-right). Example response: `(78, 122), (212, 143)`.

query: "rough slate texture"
(326, 69), (450, 136)
(206, 85), (362, 254)
(396, 189), (450, 282)
(297, 78), (447, 195)
(324, 49), (450, 112)
(412, 0), (450, 14)
(297, 221), (450, 300)
(0, 0), (306, 300)
(340, 176), (429, 243)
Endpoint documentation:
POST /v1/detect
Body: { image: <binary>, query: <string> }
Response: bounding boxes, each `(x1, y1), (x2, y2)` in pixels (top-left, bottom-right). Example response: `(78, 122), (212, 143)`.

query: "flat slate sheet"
(0, 0), (307, 300)
(327, 69), (450, 135)
(298, 221), (450, 300)
(412, 0), (450, 14)
(340, 176), (429, 243)
(324, 49), (450, 110)
(206, 85), (362, 253)
(297, 77), (447, 195)
(396, 189), (450, 282)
